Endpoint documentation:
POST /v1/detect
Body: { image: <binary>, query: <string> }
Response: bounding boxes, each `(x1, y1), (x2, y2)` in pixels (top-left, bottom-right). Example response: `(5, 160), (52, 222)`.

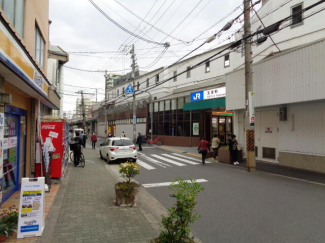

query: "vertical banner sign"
(18, 177), (45, 238)
(248, 92), (255, 127)
(0, 113), (4, 204)
(193, 122), (199, 136)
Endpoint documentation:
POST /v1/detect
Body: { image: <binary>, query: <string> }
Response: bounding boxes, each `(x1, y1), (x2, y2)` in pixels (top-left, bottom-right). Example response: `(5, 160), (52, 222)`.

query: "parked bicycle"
(147, 136), (163, 146)
(69, 149), (85, 168)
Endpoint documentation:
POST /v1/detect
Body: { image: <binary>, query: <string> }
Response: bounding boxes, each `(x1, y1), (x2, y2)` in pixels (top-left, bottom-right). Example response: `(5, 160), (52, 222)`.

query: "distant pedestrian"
(229, 134), (239, 165)
(91, 133), (98, 149)
(136, 133), (143, 151)
(211, 134), (220, 160)
(197, 137), (210, 165)
(108, 133), (112, 138)
(73, 131), (83, 167)
(83, 133), (88, 148)
(121, 131), (126, 137)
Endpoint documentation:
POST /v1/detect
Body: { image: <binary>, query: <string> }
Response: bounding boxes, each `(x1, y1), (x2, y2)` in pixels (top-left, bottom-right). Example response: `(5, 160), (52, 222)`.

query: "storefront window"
(159, 101), (164, 112)
(171, 99), (177, 111)
(178, 98), (184, 110)
(154, 102), (159, 112)
(2, 115), (19, 202)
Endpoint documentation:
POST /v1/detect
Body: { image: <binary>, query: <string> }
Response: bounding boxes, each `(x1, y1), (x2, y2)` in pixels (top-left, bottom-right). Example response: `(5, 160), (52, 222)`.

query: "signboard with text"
(17, 177), (45, 238)
(248, 92), (255, 127)
(191, 87), (226, 102)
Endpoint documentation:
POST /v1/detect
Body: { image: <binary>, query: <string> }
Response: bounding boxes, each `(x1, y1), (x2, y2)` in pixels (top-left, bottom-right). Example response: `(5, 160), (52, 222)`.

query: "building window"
(122, 87), (125, 94)
(155, 74), (159, 84)
(205, 61), (210, 73)
(35, 24), (45, 69)
(292, 3), (303, 26)
(146, 78), (149, 87)
(224, 54), (230, 67)
(173, 71), (177, 82)
(186, 66), (191, 78)
(137, 81), (140, 91)
(1, 0), (25, 37)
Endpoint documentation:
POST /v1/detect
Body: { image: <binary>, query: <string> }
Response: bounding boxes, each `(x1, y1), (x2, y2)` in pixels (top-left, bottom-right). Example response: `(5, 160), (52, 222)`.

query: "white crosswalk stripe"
(151, 155), (186, 166)
(171, 153), (212, 163)
(138, 153), (172, 168)
(136, 159), (156, 170)
(162, 154), (198, 165)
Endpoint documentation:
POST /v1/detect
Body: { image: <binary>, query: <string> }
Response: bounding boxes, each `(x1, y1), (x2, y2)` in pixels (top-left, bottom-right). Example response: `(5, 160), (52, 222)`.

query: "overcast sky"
(49, 0), (251, 114)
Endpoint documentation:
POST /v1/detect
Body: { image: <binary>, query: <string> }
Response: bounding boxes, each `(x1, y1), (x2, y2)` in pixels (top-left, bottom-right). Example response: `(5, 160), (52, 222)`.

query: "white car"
(99, 137), (137, 163)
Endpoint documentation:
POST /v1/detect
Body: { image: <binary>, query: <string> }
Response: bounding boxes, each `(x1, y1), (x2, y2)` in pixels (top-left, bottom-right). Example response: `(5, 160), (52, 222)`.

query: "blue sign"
(190, 91), (204, 101)
(20, 225), (39, 233)
(125, 84), (134, 94)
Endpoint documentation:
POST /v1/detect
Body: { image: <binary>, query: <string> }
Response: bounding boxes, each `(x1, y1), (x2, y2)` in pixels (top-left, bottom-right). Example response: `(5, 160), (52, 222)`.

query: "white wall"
(279, 101), (325, 156)
(115, 124), (146, 139)
(97, 122), (106, 137)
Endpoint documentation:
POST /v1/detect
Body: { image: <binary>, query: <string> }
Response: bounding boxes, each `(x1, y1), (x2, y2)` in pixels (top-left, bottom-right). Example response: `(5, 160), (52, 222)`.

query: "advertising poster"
(248, 91), (255, 127)
(193, 123), (199, 136)
(17, 177), (45, 238)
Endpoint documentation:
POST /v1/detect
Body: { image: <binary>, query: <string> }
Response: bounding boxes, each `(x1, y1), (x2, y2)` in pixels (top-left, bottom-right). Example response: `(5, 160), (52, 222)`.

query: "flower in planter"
(0, 206), (18, 238)
(119, 161), (140, 183)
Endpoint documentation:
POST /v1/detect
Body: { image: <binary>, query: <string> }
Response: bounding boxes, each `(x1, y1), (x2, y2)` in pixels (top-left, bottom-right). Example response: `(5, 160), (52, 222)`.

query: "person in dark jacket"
(83, 133), (88, 148)
(229, 134), (239, 165)
(73, 131), (83, 166)
(197, 137), (210, 165)
(136, 133), (143, 151)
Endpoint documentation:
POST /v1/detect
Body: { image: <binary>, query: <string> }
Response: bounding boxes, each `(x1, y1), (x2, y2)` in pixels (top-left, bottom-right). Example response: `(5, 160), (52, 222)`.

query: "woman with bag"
(211, 134), (220, 160)
(91, 132), (98, 149)
(197, 137), (210, 165)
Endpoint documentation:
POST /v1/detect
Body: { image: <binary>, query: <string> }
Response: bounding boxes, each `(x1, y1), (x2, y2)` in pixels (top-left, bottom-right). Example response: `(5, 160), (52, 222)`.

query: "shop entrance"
(211, 112), (233, 144)
(2, 106), (27, 203)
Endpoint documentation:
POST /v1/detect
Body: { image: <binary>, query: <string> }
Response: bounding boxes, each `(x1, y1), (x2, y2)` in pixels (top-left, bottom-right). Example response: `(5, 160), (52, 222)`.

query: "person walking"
(229, 134), (239, 165)
(211, 134), (220, 160)
(136, 133), (143, 151)
(83, 133), (88, 148)
(73, 131), (83, 167)
(197, 137), (210, 165)
(121, 131), (126, 137)
(91, 133), (98, 149)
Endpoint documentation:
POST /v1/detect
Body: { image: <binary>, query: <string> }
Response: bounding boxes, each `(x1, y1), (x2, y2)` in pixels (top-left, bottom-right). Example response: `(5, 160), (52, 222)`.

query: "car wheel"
(132, 159), (137, 163)
(100, 151), (103, 159)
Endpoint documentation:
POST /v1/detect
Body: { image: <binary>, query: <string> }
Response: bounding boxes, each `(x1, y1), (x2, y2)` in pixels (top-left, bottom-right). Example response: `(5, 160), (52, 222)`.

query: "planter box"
(218, 148), (243, 164)
(115, 182), (139, 207)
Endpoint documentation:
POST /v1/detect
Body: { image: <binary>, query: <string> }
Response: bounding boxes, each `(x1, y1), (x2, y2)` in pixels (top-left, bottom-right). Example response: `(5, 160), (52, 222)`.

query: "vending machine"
(36, 117), (69, 179)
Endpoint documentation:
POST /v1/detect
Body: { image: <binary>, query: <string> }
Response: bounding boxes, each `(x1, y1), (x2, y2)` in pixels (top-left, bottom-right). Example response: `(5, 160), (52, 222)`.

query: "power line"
(113, 0), (189, 44)
(109, 0), (325, 106)
(88, 0), (168, 46)
(64, 65), (130, 73)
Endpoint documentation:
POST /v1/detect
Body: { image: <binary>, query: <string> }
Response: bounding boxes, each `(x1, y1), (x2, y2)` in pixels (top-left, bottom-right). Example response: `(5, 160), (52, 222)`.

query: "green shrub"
(157, 178), (204, 243)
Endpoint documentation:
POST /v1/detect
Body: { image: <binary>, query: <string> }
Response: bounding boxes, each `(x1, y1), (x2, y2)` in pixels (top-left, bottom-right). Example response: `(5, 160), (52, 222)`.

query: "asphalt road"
(92, 140), (325, 243)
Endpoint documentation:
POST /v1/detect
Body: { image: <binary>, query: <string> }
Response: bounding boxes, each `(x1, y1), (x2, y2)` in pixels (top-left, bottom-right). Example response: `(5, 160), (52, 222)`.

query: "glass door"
(2, 114), (20, 202)
(218, 117), (226, 143)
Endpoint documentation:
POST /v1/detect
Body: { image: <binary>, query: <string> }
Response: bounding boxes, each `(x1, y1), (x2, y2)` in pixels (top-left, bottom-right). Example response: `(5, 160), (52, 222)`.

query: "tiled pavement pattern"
(38, 148), (158, 243)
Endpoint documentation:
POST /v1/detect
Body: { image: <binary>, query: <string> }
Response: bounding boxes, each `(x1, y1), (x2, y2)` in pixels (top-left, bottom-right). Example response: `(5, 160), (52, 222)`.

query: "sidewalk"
(38, 147), (159, 243)
(160, 145), (325, 185)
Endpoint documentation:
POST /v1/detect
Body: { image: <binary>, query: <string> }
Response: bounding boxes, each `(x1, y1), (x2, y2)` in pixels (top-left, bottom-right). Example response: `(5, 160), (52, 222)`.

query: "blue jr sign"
(190, 91), (204, 101)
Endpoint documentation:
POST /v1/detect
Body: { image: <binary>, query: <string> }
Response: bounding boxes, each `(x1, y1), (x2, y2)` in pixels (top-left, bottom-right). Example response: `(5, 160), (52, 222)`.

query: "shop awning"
(183, 97), (225, 111)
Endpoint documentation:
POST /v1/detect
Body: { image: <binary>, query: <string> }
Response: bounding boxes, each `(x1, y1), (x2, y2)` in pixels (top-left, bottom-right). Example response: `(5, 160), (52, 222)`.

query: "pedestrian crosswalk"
(136, 152), (211, 170)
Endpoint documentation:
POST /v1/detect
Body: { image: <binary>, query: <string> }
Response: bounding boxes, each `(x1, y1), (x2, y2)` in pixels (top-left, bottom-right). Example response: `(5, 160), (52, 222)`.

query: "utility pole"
(244, 0), (255, 172)
(130, 44), (137, 142)
(95, 88), (98, 102)
(104, 70), (108, 136)
(81, 90), (86, 132)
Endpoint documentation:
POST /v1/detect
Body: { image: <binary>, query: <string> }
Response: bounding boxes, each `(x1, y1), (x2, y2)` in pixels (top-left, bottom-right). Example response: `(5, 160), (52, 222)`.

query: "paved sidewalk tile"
(38, 148), (157, 243)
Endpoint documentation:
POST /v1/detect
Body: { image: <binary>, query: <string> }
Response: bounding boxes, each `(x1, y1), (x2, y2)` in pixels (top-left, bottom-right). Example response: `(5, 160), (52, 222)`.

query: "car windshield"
(112, 140), (132, 146)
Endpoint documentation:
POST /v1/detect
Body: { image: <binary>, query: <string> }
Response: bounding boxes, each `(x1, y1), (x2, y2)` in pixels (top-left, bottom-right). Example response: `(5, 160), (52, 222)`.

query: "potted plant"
(151, 178), (204, 243)
(0, 207), (18, 242)
(115, 161), (141, 206)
